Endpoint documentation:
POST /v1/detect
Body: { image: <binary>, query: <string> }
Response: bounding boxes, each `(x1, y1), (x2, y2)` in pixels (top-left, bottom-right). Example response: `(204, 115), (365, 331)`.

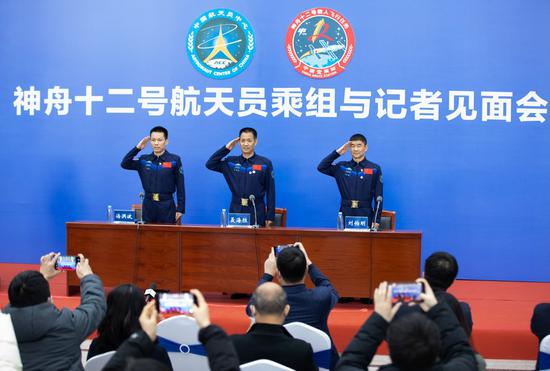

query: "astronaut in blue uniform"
(318, 133), (383, 229)
(121, 126), (185, 224)
(206, 127), (275, 227)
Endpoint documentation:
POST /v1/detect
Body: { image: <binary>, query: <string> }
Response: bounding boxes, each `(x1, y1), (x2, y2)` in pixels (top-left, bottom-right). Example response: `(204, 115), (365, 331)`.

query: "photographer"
(2, 252), (106, 371)
(246, 242), (340, 369)
(336, 279), (477, 370)
(103, 289), (240, 371)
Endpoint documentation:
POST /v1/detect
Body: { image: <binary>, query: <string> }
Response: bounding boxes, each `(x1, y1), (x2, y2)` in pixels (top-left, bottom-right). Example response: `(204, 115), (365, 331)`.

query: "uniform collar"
(351, 157), (368, 168)
(151, 150), (170, 161)
(240, 152), (257, 162)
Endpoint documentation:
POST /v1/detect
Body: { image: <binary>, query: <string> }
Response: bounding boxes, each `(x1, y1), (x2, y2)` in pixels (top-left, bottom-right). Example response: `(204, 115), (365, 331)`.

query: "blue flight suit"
(318, 150), (383, 225)
(121, 147), (185, 224)
(206, 145), (275, 226)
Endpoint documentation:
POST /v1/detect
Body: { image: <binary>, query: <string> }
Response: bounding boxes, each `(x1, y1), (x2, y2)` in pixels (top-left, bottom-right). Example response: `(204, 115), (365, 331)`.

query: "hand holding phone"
(273, 244), (295, 257)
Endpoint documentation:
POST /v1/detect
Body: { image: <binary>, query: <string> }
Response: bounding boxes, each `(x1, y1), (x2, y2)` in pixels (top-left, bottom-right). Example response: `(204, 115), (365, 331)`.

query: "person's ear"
(250, 305), (256, 316)
(165, 139), (169, 146)
(365, 144), (368, 152)
(283, 304), (290, 317)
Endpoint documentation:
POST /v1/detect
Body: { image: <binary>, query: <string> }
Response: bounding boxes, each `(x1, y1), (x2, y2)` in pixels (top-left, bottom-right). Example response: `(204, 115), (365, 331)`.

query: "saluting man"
(206, 127), (275, 227)
(121, 126), (185, 224)
(318, 133), (383, 229)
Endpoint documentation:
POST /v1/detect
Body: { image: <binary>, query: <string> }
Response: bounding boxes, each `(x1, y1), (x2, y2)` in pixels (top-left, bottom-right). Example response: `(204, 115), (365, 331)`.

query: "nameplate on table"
(227, 213), (251, 227)
(344, 216), (370, 231)
(114, 209), (135, 224)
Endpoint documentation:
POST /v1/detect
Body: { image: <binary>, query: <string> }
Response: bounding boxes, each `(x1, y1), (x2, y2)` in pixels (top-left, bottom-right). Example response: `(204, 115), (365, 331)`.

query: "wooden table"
(66, 222), (421, 297)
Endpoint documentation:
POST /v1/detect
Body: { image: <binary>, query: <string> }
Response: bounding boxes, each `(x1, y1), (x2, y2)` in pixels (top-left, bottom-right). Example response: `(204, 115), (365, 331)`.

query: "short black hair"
(239, 127), (257, 139)
(8, 270), (51, 308)
(424, 252), (459, 291)
(251, 284), (287, 316)
(349, 133), (367, 145)
(387, 312), (441, 370)
(150, 126), (168, 139)
(276, 246), (307, 284)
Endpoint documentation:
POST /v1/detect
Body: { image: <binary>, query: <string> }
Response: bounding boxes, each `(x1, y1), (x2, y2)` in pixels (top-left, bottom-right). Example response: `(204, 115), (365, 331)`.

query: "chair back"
(284, 322), (332, 371)
(273, 208), (287, 227)
(380, 210), (396, 231)
(157, 315), (209, 371)
(84, 351), (115, 371)
(540, 334), (550, 370)
(240, 359), (294, 370)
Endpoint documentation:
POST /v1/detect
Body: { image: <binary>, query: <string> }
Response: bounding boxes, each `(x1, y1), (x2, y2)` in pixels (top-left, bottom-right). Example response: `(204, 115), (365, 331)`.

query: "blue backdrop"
(1, 0), (549, 282)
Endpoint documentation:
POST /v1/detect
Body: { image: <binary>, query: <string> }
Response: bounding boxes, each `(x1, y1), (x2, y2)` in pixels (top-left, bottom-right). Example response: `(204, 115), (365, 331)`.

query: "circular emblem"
(285, 8), (355, 79)
(187, 9), (255, 79)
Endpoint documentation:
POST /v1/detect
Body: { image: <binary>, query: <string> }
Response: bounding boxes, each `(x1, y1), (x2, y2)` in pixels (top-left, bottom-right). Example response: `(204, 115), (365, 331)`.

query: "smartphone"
(158, 293), (195, 315)
(54, 256), (80, 271)
(273, 244), (294, 257)
(390, 282), (424, 304)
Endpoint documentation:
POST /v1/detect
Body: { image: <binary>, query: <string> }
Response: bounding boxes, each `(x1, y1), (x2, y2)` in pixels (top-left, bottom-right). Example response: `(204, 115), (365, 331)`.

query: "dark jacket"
(3, 274), (106, 371)
(336, 303), (477, 371)
(231, 323), (318, 370)
(87, 336), (172, 370)
(103, 324), (240, 371)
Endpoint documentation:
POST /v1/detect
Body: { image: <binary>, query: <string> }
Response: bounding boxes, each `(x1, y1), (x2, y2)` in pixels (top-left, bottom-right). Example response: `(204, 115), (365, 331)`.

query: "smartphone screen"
(55, 256), (80, 271)
(158, 293), (194, 315)
(273, 244), (293, 257)
(390, 282), (423, 304)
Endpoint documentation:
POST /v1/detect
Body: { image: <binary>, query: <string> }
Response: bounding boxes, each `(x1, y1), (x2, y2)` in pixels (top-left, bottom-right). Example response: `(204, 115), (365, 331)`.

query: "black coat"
(231, 323), (318, 371)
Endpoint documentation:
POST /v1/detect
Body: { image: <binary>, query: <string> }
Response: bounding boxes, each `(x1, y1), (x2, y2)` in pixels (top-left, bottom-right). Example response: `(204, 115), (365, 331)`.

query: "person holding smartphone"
(121, 126), (185, 224)
(3, 252), (106, 371)
(205, 127), (275, 227)
(318, 133), (383, 229)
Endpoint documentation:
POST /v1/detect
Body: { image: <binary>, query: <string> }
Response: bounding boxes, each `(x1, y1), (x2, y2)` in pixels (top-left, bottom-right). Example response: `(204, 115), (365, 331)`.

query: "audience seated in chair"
(2, 252), (106, 371)
(102, 289), (240, 371)
(336, 279), (477, 371)
(247, 243), (339, 369)
(87, 284), (172, 370)
(234, 282), (318, 370)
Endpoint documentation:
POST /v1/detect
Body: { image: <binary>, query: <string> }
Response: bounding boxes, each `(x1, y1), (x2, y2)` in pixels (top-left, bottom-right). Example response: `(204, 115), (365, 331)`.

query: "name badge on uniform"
(114, 210), (136, 224)
(227, 213), (251, 228)
(345, 216), (370, 231)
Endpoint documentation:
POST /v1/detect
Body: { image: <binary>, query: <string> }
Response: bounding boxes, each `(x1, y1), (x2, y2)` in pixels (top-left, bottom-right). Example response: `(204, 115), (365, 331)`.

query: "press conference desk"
(66, 222), (421, 297)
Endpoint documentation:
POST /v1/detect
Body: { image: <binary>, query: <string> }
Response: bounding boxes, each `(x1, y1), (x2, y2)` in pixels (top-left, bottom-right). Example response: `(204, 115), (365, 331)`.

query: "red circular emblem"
(285, 8), (355, 79)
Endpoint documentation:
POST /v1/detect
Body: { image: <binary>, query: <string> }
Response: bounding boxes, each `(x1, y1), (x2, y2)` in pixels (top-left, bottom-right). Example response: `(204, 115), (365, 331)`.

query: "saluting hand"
(226, 137), (240, 151)
(337, 141), (352, 155)
(136, 136), (150, 150)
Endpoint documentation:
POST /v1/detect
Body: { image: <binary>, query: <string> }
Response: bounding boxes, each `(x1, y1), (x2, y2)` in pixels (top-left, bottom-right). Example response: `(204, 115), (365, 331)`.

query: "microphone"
(137, 192), (145, 224)
(144, 282), (159, 311)
(249, 195), (259, 228)
(371, 196), (383, 231)
(144, 282), (157, 302)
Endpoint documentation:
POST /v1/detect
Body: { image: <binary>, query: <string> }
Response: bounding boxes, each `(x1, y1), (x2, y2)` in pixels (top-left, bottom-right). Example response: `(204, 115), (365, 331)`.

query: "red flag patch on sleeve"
(252, 164), (263, 171)
(363, 168), (373, 175)
(162, 162), (173, 168)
